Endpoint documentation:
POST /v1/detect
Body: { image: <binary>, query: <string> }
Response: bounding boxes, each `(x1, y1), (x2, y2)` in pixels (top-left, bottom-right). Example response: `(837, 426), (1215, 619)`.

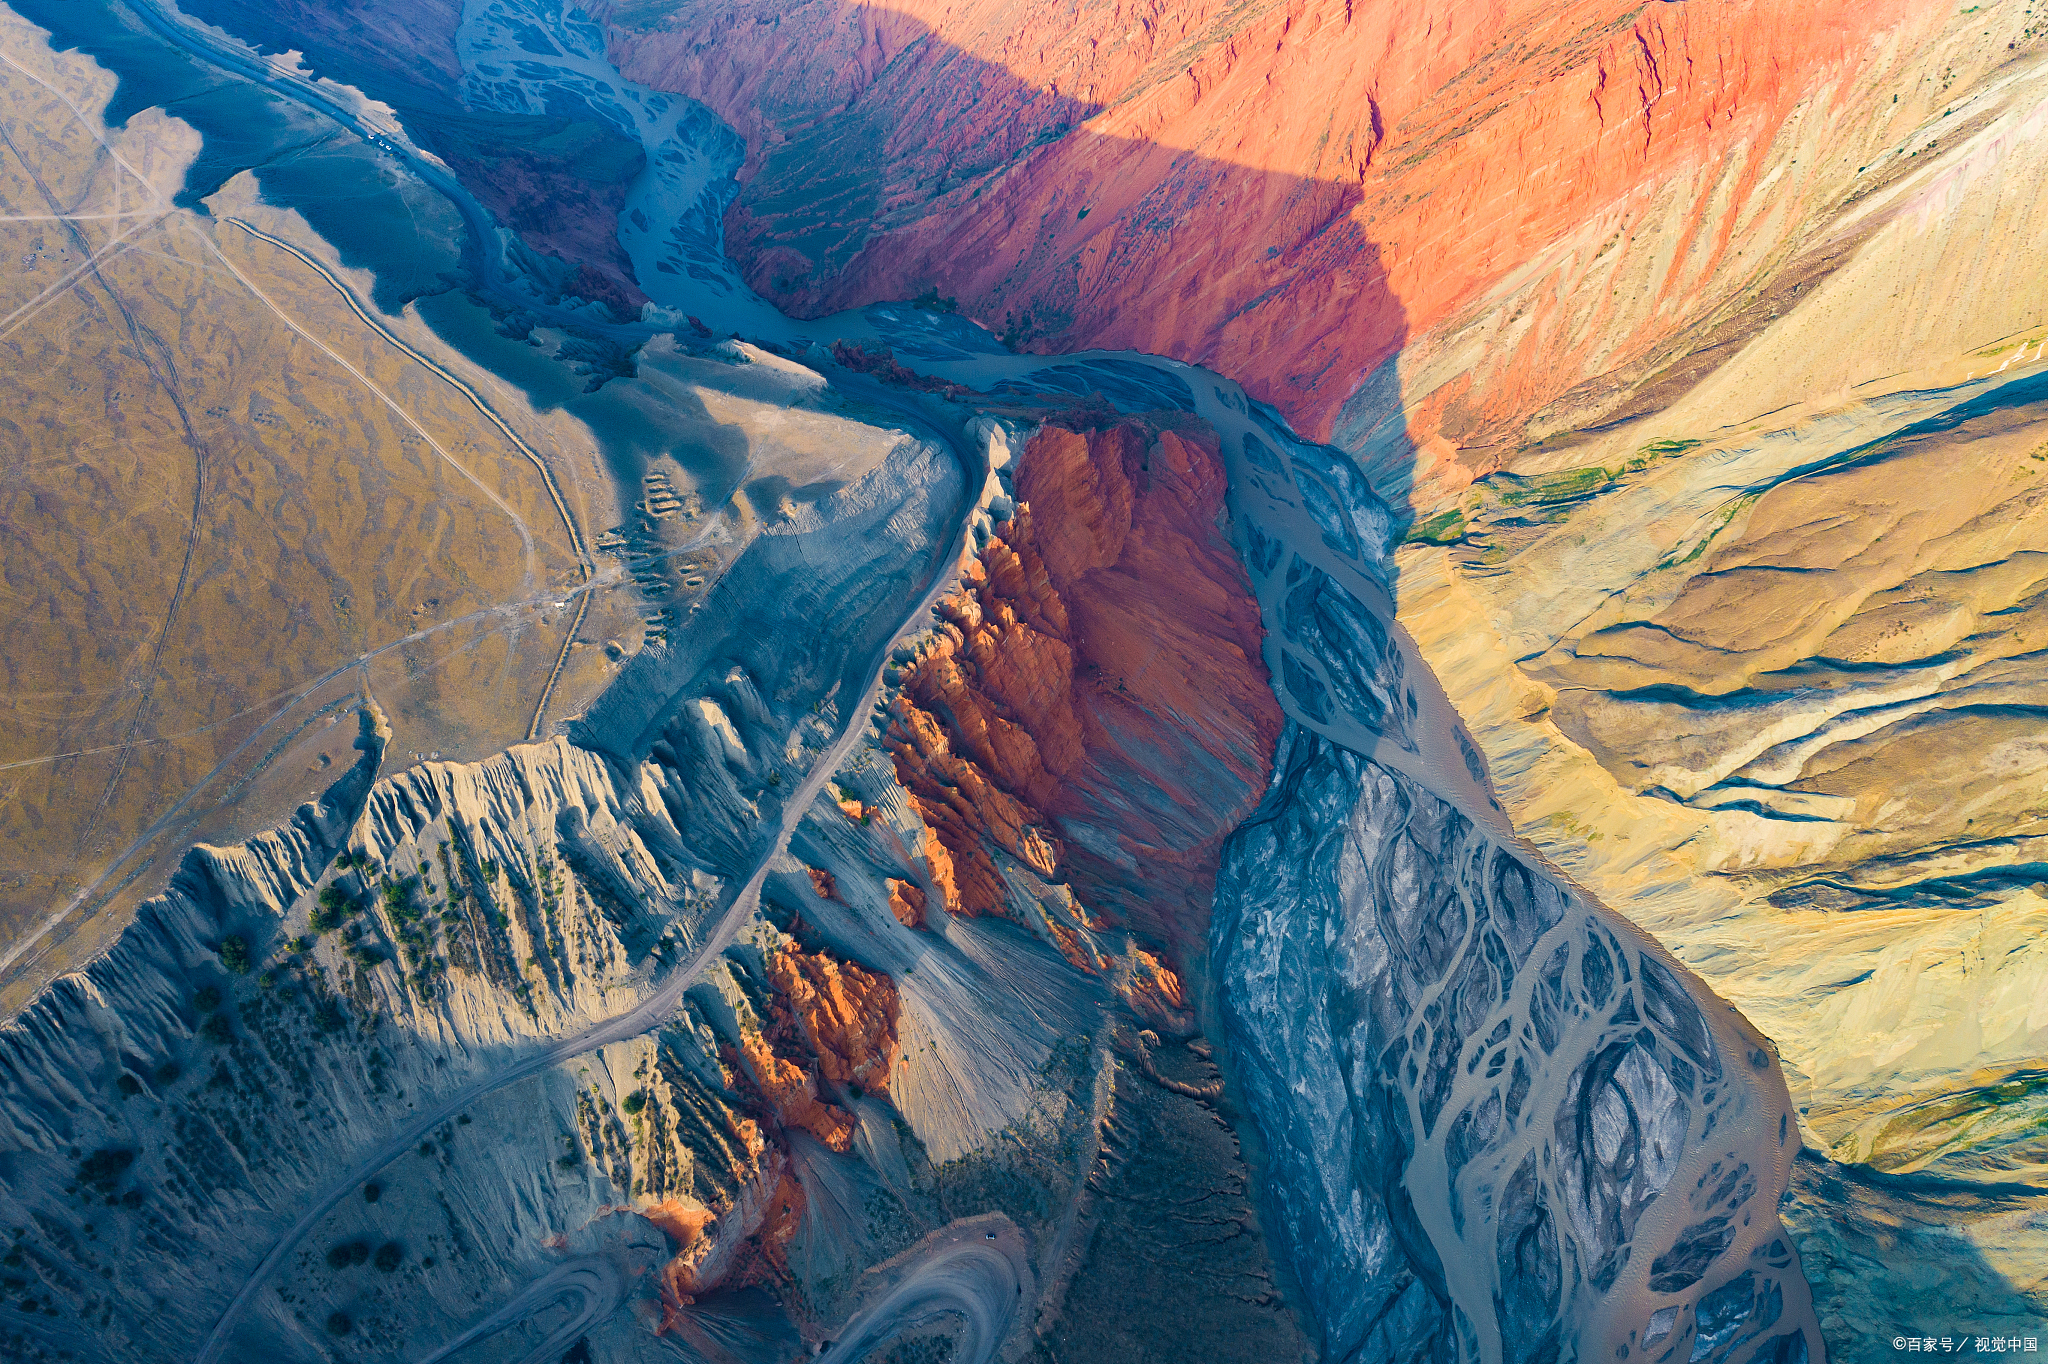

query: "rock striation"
(11, 0), (2022, 1354)
(0, 356), (972, 1362)
(601, 0), (1936, 446)
(886, 416), (1282, 987)
(585, 0), (2048, 1343)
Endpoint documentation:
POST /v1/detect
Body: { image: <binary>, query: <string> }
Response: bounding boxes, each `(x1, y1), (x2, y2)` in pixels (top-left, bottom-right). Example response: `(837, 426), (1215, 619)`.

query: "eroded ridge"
(1215, 729), (1817, 1364)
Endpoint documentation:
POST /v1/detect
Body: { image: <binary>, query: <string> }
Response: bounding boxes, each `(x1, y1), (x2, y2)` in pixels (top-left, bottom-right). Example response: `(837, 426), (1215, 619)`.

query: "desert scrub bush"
(193, 986), (222, 1012)
(621, 1090), (647, 1116)
(325, 1241), (370, 1270)
(75, 1149), (133, 1195)
(373, 1243), (403, 1273)
(218, 936), (252, 974)
(201, 1014), (234, 1044)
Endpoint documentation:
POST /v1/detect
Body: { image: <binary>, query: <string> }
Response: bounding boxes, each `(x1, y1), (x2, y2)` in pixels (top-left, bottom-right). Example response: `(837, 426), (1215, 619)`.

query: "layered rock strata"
(602, 0), (1950, 449)
(587, 0), (2048, 1344)
(0, 368), (970, 1362)
(885, 416), (1282, 996)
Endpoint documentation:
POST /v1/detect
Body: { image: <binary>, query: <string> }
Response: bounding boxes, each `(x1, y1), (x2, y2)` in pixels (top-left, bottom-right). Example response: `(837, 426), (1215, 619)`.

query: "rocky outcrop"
(887, 417), (1282, 979)
(0, 334), (972, 1362)
(582, 0), (2048, 1340)
(765, 941), (899, 1101)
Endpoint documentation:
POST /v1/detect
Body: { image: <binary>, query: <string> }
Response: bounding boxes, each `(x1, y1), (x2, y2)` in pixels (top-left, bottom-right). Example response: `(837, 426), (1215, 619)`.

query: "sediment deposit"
(4, 0), (2034, 1359)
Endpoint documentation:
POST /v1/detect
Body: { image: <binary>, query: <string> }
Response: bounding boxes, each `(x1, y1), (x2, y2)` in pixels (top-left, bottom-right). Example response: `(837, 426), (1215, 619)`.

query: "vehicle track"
(191, 426), (984, 1364)
(818, 1234), (1026, 1364)
(217, 216), (594, 739)
(410, 1256), (623, 1364)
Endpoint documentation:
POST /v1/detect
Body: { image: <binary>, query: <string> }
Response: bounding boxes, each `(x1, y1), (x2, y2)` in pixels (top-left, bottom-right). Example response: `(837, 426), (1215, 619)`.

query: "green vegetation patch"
(1401, 509), (1467, 545)
(1494, 465), (1615, 507)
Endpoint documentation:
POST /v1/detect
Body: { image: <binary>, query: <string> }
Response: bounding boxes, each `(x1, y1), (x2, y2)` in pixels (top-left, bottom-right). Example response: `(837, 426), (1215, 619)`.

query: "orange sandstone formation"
(727, 1029), (856, 1153)
(721, 937), (901, 1155)
(886, 416), (1281, 979)
(884, 877), (926, 929)
(765, 943), (900, 1099)
(641, 934), (892, 1327)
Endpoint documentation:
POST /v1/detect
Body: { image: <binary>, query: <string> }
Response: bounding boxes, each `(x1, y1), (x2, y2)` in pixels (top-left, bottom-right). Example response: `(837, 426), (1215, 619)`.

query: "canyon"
(0, 0), (2038, 1361)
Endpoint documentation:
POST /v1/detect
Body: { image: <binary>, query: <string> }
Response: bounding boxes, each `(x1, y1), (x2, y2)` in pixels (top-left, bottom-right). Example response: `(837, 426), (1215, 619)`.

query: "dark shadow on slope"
(1785, 1149), (2048, 1354)
(7, 1), (1411, 1358)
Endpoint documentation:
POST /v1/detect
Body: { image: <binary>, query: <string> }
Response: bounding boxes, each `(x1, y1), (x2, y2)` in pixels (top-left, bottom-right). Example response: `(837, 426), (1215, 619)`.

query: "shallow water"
(4, 4), (1825, 1357)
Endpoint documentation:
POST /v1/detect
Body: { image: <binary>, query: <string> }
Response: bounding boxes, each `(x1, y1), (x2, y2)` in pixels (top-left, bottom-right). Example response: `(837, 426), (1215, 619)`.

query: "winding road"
(215, 216), (595, 741)
(817, 1222), (1031, 1364)
(410, 1256), (623, 1364)
(192, 435), (984, 1362)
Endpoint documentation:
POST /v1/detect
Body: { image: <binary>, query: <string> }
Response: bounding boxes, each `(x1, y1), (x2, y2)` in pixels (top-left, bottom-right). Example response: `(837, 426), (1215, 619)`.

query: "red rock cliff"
(603, 0), (1937, 444)
(887, 415), (1282, 974)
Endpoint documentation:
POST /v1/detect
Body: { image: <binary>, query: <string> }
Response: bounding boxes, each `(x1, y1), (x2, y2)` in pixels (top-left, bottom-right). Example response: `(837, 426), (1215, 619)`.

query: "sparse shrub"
(456, 1114), (471, 1126)
(418, 1142), (434, 1158)
(218, 937), (252, 974)
(201, 1014), (234, 1045)
(193, 986), (222, 1012)
(153, 1063), (180, 1086)
(362, 1183), (381, 1204)
(75, 1149), (133, 1194)
(373, 1242), (402, 1273)
(325, 1240), (370, 1270)
(116, 1075), (141, 1098)
(621, 1091), (646, 1116)
(325, 1311), (351, 1336)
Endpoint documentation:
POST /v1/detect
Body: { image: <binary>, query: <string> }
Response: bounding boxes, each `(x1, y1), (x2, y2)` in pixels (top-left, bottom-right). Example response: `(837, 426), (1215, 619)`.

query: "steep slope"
(1373, 27), (2048, 1349)
(601, 0), (1942, 449)
(591, 0), (2048, 1348)
(0, 296), (978, 1361)
(7, 0), (2032, 1359)
(884, 415), (1281, 972)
